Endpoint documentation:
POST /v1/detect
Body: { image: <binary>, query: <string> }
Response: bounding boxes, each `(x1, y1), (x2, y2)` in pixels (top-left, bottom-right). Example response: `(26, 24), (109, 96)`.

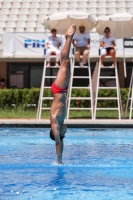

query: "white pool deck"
(0, 119), (133, 128)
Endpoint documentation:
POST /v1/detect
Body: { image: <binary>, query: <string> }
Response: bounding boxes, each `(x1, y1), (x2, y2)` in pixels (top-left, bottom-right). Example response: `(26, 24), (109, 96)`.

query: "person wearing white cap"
(72, 25), (90, 67)
(100, 27), (116, 67)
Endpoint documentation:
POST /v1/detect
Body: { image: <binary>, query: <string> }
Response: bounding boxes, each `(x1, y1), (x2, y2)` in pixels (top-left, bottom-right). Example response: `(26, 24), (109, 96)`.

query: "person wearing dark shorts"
(50, 24), (76, 164)
(100, 27), (116, 67)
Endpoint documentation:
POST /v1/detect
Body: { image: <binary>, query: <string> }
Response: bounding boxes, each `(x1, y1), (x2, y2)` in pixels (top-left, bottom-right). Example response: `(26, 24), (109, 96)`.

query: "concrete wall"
(0, 62), (7, 87)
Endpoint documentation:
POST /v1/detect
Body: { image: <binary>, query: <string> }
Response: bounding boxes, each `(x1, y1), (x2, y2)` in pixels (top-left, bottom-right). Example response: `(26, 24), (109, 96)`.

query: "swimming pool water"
(0, 128), (133, 200)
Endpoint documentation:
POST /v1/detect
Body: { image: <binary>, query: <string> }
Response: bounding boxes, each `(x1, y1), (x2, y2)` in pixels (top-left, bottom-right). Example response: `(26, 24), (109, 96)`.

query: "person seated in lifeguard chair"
(100, 27), (116, 67)
(72, 25), (90, 67)
(45, 28), (62, 67)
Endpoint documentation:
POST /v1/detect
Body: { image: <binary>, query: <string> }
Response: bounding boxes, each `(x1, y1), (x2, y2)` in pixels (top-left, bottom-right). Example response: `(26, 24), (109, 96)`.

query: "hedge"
(0, 88), (130, 110)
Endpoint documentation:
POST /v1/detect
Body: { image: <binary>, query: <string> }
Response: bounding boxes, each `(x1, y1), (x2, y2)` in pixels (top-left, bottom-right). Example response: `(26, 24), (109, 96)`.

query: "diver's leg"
(54, 24), (76, 88)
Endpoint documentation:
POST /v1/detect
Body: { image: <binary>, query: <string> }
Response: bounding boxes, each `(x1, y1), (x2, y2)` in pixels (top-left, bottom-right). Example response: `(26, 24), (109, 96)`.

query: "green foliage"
(0, 88), (130, 111)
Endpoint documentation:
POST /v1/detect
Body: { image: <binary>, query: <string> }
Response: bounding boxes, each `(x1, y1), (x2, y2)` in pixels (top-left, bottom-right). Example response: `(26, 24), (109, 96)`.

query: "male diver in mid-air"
(50, 24), (76, 164)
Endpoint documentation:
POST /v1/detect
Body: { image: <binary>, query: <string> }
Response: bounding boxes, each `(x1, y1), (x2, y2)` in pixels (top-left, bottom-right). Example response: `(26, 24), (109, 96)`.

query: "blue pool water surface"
(0, 128), (133, 200)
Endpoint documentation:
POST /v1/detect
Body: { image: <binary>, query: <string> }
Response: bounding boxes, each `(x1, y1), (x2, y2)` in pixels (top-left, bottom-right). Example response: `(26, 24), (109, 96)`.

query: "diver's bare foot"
(65, 24), (76, 38)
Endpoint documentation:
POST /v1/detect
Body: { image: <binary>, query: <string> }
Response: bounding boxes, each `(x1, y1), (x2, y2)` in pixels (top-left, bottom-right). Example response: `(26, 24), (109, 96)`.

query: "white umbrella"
(96, 13), (133, 77)
(42, 10), (96, 34)
(96, 13), (133, 39)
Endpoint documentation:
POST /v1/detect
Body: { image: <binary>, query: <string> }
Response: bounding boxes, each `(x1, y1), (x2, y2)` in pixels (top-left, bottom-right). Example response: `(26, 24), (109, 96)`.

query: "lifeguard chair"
(36, 51), (60, 120)
(94, 48), (122, 119)
(67, 48), (93, 119)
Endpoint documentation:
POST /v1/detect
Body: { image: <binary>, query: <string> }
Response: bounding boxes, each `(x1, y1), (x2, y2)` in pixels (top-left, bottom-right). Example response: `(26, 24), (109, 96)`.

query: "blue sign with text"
(24, 39), (45, 48)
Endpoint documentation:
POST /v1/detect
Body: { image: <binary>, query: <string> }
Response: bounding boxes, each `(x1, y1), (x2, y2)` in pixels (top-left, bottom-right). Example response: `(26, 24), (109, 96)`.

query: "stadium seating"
(0, 0), (132, 56)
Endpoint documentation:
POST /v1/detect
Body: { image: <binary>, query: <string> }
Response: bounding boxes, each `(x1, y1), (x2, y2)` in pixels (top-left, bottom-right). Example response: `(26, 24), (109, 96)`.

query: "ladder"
(36, 57), (60, 120)
(94, 60), (121, 120)
(125, 67), (133, 119)
(36, 53), (73, 120)
(67, 55), (93, 119)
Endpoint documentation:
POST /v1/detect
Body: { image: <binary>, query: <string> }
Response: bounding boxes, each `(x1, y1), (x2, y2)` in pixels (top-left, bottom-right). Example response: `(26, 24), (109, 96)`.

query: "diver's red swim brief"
(51, 82), (68, 94)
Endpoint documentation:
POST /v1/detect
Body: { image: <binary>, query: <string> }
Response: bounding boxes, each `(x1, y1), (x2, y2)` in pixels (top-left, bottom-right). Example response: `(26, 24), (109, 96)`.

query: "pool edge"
(0, 119), (133, 128)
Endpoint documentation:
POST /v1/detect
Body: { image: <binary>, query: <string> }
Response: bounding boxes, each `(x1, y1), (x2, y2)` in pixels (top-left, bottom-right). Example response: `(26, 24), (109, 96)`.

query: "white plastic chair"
(89, 2), (97, 8)
(29, 9), (39, 15)
(97, 0), (107, 2)
(20, 9), (29, 15)
(21, 2), (31, 9)
(16, 27), (25, 32)
(31, 2), (40, 9)
(78, 2), (88, 8)
(8, 14), (18, 21)
(27, 21), (36, 28)
(0, 15), (8, 21)
(2, 2), (11, 8)
(107, 2), (116, 8)
(5, 27), (15, 32)
(127, 2), (133, 8)
(36, 21), (43, 28)
(10, 9), (20, 15)
(97, 2), (107, 8)
(88, 0), (97, 2)
(128, 7), (133, 13)
(107, 8), (117, 15)
(40, 2), (50, 8)
(97, 8), (107, 15)
(48, 9), (58, 15)
(28, 15), (38, 21)
(35, 27), (45, 32)
(59, 2), (68, 8)
(117, 8), (127, 12)
(0, 21), (6, 28)
(39, 9), (49, 15)
(38, 14), (46, 21)
(58, 8), (68, 12)
(87, 8), (97, 14)
(59, 0), (69, 2)
(16, 21), (26, 28)
(22, 0), (31, 2)
(50, 2), (59, 8)
(3, 0), (13, 3)
(78, 8), (87, 12)
(32, 0), (41, 2)
(25, 27), (35, 32)
(12, 2), (21, 8)
(69, 2), (78, 9)
(0, 9), (10, 15)
(18, 15), (28, 21)
(13, 0), (22, 2)
(41, 0), (50, 2)
(6, 21), (16, 28)
(117, 2), (126, 8)
(0, 28), (4, 33)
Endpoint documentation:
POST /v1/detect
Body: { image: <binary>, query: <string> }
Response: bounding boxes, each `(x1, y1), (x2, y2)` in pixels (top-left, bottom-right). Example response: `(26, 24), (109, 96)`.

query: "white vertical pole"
(125, 67), (133, 118)
(122, 21), (127, 78)
(36, 21), (48, 119)
(129, 80), (133, 119)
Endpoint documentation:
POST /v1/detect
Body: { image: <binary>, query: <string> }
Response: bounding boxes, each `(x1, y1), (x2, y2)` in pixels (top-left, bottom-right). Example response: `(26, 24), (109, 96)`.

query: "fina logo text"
(24, 39), (45, 48)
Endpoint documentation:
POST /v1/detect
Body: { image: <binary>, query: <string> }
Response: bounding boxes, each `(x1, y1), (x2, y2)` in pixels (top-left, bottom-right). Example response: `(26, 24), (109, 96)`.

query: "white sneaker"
(79, 62), (84, 67)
